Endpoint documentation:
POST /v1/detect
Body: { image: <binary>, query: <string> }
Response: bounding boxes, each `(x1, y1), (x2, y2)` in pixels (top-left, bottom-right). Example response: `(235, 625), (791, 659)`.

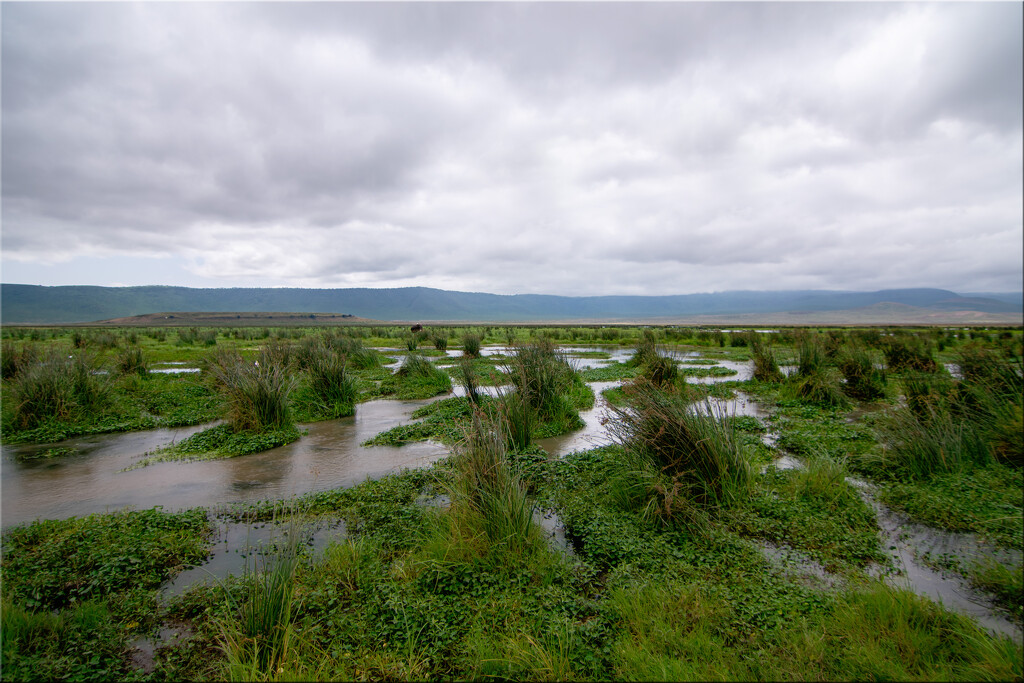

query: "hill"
(1, 284), (1021, 325)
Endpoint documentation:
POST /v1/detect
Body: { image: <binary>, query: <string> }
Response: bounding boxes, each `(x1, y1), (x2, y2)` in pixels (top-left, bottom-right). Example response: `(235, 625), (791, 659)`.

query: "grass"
(207, 351), (294, 432)
(751, 336), (784, 382)
(604, 380), (752, 512)
(219, 520), (302, 678)
(379, 353), (453, 400)
(838, 344), (886, 400)
(4, 347), (110, 431)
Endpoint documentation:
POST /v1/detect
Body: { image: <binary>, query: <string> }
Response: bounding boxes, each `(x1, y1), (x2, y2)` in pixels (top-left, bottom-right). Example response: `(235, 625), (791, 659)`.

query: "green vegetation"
(2, 323), (1022, 680)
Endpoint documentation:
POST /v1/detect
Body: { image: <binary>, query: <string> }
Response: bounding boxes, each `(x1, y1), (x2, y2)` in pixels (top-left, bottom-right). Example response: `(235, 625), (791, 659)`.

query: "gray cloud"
(2, 2), (1021, 296)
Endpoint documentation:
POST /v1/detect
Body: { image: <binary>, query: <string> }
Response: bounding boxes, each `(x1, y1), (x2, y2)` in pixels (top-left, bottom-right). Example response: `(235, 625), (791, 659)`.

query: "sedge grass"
(605, 380), (752, 511)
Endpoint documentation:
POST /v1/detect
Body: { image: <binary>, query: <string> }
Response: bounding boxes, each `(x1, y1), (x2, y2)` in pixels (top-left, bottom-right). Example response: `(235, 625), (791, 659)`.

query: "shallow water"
(848, 477), (1022, 642)
(161, 517), (346, 598)
(2, 398), (449, 527)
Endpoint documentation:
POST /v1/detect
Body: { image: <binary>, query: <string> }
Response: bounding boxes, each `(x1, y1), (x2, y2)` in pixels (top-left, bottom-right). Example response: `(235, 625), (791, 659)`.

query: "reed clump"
(305, 348), (356, 417)
(449, 414), (538, 553)
(219, 520), (301, 679)
(462, 334), (482, 358)
(870, 346), (1023, 477)
(606, 380), (751, 512)
(750, 335), (784, 383)
(114, 345), (148, 377)
(207, 353), (294, 433)
(838, 345), (886, 400)
(503, 339), (582, 428)
(6, 348), (109, 430)
(882, 336), (938, 373)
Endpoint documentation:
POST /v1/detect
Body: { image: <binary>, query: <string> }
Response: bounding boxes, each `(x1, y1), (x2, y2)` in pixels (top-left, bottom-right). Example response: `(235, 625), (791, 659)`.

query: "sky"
(2, 2), (1022, 297)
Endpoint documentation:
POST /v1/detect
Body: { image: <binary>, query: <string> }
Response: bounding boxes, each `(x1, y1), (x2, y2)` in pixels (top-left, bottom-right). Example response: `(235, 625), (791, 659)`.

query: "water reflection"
(2, 399), (448, 527)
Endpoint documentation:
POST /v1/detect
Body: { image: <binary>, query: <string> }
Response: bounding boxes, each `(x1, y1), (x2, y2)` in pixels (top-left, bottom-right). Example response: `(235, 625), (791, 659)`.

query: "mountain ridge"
(1, 284), (1021, 324)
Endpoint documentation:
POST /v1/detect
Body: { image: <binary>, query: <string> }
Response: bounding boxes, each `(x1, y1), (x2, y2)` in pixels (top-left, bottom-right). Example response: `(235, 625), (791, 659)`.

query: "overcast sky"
(2, 2), (1021, 296)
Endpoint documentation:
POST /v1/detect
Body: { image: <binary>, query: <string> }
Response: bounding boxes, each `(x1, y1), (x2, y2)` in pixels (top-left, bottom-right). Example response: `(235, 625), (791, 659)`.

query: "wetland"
(1, 323), (1021, 680)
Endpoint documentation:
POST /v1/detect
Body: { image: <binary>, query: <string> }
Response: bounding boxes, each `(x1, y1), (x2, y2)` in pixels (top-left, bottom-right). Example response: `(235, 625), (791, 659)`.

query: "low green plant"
(750, 336), (784, 383)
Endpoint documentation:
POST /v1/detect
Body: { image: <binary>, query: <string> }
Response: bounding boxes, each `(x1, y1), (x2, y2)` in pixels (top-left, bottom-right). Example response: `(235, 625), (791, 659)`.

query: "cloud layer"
(3, 2), (1021, 295)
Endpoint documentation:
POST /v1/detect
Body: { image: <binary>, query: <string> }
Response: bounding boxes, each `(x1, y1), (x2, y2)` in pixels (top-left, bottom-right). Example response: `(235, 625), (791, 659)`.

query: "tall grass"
(6, 348), (109, 429)
(796, 333), (827, 377)
(457, 357), (481, 405)
(305, 349), (356, 416)
(503, 340), (579, 424)
(219, 523), (301, 679)
(750, 336), (783, 383)
(838, 345), (886, 400)
(883, 336), (938, 373)
(496, 386), (534, 451)
(114, 345), (148, 377)
(1, 342), (38, 380)
(605, 380), (751, 510)
(207, 353), (294, 432)
(870, 350), (1023, 477)
(462, 334), (482, 358)
(628, 330), (660, 368)
(449, 414), (537, 553)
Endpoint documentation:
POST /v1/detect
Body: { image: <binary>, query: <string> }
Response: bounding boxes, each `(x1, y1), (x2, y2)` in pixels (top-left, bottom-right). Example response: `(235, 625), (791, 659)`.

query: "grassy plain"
(1, 322), (1022, 680)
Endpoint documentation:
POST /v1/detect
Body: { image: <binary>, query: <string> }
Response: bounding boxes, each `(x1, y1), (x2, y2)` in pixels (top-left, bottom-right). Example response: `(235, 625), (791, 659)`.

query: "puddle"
(848, 478), (1022, 643)
(694, 391), (768, 419)
(756, 540), (843, 590)
(534, 507), (576, 556)
(761, 453), (802, 473)
(537, 381), (620, 456)
(161, 517), (346, 598)
(129, 623), (193, 673)
(149, 367), (201, 374)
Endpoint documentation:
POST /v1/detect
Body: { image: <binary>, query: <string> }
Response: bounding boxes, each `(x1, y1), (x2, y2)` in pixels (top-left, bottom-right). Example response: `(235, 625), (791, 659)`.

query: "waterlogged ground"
(2, 338), (1022, 680)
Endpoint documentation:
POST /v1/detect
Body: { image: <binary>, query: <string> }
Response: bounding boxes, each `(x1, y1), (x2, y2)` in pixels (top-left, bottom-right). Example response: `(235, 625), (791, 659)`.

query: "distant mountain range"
(1, 284), (1021, 325)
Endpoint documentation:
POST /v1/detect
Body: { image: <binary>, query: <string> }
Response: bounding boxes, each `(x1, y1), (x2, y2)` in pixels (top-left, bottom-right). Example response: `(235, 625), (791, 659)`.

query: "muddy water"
(848, 477), (1023, 642)
(2, 399), (449, 528)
